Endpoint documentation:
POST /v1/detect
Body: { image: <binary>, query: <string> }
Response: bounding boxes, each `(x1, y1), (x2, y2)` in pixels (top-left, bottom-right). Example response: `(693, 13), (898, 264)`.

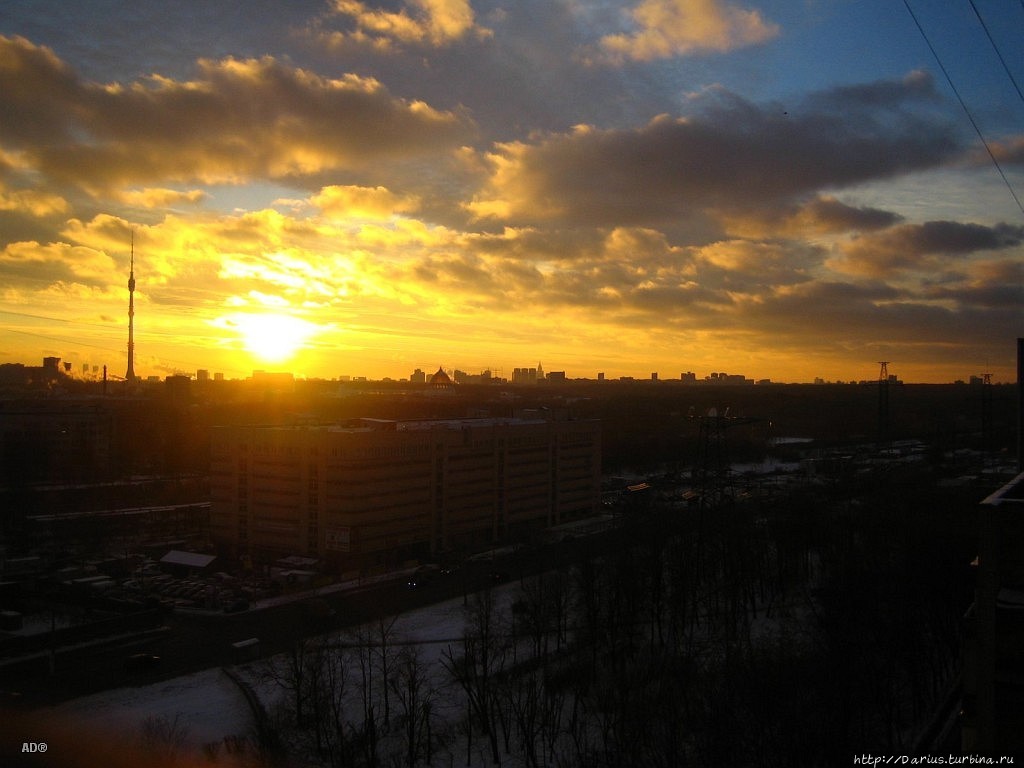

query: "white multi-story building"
(209, 415), (600, 571)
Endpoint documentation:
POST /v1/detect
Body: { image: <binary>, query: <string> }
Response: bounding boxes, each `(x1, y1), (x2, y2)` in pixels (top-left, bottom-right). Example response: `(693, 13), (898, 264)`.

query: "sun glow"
(228, 312), (320, 364)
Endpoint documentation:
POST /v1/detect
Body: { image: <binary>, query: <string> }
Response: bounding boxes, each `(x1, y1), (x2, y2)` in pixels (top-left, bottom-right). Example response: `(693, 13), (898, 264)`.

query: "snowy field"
(40, 584), (517, 765)
(46, 667), (251, 750)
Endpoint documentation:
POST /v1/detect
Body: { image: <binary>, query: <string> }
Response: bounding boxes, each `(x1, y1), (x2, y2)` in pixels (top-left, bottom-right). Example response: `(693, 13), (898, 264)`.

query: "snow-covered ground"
(42, 584), (517, 764)
(47, 667), (251, 750)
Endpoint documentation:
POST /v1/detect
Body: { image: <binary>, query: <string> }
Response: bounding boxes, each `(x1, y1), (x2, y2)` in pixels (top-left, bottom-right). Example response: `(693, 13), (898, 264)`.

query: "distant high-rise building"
(512, 367), (538, 385)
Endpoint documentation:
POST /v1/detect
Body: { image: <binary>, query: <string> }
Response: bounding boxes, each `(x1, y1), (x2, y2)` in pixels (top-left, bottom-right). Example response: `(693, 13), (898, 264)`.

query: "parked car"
(407, 564), (440, 588)
(125, 653), (161, 674)
(223, 598), (249, 613)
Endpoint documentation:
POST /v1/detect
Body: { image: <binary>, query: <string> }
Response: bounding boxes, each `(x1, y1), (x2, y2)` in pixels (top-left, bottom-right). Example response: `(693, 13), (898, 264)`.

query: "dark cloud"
(921, 259), (1024, 309)
(716, 195), (904, 241)
(0, 36), (83, 145)
(473, 75), (964, 228)
(748, 280), (942, 338)
(723, 273), (1021, 374)
(835, 220), (1024, 276)
(925, 282), (1024, 310)
(796, 197), (903, 233)
(899, 221), (1024, 254)
(802, 69), (942, 112)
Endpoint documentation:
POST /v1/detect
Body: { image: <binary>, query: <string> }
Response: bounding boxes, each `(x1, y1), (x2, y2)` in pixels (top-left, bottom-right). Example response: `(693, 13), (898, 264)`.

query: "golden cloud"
(0, 185), (68, 216)
(326, 0), (492, 48)
(0, 37), (476, 192)
(312, 184), (421, 219)
(0, 239), (116, 288)
(115, 188), (208, 208)
(596, 0), (778, 64)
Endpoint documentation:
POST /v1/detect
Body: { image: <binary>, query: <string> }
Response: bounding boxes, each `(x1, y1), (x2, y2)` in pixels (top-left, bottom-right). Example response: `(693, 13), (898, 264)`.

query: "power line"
(5, 327), (123, 355)
(0, 308), (119, 330)
(3, 324), (250, 377)
(902, 0), (1024, 216)
(0, 308), (222, 340)
(968, 0), (1024, 105)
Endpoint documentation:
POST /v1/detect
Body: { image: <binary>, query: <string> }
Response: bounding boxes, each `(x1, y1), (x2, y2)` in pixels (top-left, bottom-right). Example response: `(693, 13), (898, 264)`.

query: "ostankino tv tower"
(125, 233), (137, 383)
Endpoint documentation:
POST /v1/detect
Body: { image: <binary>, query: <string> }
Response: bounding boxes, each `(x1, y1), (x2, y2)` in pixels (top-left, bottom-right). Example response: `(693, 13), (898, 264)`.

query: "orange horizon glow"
(0, 303), (1015, 386)
(0, 11), (1021, 389)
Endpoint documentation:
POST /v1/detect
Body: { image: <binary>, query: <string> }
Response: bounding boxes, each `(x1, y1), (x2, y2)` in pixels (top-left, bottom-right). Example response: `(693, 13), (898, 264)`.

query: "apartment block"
(209, 415), (600, 570)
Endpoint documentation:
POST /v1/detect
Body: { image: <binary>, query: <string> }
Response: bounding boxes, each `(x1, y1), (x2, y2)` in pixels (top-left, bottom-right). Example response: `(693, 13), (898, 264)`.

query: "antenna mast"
(877, 361), (890, 451)
(125, 232), (137, 383)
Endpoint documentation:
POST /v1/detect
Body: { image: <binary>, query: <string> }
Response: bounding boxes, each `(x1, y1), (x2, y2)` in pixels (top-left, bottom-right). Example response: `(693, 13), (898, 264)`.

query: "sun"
(232, 312), (318, 364)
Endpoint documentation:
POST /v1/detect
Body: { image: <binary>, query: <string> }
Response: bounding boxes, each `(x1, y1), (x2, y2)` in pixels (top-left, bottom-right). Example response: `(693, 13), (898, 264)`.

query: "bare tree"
(376, 615), (399, 730)
(442, 586), (508, 765)
(261, 635), (316, 728)
(313, 639), (351, 767)
(138, 712), (190, 763)
(350, 623), (382, 767)
(389, 645), (438, 768)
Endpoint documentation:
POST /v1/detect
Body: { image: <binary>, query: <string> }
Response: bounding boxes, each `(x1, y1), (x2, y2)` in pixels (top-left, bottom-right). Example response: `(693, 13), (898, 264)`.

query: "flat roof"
(981, 472), (1024, 507)
(239, 417), (551, 433)
(160, 550), (216, 569)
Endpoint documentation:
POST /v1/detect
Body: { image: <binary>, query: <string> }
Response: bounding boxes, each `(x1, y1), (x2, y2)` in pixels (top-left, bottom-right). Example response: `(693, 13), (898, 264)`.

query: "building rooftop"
(229, 415), (563, 435)
(160, 550), (216, 569)
(981, 471), (1024, 506)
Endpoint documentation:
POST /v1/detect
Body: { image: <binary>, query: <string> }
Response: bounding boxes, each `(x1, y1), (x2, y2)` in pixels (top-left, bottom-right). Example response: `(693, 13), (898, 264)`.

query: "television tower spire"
(125, 232), (137, 382)
(877, 361), (890, 450)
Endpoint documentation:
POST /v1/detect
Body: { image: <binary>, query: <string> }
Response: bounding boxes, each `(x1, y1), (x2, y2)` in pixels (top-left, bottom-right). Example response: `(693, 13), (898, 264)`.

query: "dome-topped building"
(429, 366), (454, 390)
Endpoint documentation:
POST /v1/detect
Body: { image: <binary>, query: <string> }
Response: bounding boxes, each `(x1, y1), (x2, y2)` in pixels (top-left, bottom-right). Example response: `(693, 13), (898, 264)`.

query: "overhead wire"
(1, 310), (251, 377)
(902, 0), (1024, 216)
(967, 0), (1024, 105)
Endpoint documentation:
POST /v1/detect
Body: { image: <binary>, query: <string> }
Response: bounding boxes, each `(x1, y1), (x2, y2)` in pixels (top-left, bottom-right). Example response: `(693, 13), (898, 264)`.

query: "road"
(3, 532), (598, 710)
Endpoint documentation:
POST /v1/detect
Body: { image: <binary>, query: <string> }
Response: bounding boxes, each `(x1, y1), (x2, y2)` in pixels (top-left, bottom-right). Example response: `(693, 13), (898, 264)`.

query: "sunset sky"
(0, 1), (1021, 383)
